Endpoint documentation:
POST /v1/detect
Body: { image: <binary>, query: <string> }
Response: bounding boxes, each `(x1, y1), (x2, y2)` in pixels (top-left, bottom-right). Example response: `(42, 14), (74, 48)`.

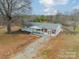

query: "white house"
(21, 22), (62, 36)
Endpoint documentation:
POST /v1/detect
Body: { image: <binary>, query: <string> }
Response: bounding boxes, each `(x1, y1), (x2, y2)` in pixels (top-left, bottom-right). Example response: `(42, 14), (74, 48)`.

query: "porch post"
(48, 30), (51, 38)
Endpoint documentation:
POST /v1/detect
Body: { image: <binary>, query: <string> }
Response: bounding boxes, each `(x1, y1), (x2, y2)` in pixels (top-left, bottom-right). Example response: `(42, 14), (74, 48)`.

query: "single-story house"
(21, 22), (62, 36)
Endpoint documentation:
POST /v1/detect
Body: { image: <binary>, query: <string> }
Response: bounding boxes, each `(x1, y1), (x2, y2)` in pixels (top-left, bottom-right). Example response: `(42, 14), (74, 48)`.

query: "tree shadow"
(5, 29), (31, 34)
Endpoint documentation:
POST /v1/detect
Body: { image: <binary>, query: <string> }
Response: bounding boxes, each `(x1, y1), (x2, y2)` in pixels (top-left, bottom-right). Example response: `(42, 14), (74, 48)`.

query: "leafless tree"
(0, 0), (31, 33)
(70, 9), (79, 31)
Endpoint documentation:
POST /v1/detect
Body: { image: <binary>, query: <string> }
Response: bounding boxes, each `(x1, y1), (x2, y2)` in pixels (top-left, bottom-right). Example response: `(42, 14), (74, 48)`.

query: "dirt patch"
(0, 34), (40, 59)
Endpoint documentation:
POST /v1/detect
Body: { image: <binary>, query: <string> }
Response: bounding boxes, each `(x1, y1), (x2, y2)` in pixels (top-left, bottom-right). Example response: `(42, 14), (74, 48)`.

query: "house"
(21, 22), (62, 36)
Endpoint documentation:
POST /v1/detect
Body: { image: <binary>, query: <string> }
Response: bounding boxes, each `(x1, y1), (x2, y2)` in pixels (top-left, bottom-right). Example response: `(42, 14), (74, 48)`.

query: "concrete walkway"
(10, 36), (50, 59)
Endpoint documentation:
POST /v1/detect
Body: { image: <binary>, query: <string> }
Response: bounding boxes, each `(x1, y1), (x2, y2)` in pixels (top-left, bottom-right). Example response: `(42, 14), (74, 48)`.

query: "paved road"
(10, 36), (50, 59)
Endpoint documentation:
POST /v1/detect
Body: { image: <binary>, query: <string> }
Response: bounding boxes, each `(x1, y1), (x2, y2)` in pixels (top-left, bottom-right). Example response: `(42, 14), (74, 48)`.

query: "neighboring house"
(21, 22), (62, 36)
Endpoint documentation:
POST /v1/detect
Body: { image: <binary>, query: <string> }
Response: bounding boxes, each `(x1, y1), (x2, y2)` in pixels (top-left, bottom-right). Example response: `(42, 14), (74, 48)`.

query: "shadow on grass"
(5, 29), (31, 34)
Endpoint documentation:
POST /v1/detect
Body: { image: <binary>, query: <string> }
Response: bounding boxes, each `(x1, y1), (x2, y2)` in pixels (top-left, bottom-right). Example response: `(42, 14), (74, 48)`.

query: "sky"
(32, 0), (79, 15)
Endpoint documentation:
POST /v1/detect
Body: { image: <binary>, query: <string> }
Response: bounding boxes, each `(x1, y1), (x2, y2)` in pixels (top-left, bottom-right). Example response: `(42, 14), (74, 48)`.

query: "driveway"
(10, 36), (50, 59)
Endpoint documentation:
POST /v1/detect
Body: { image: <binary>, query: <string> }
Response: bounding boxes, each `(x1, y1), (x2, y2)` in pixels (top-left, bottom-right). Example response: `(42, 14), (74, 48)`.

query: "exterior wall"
(32, 22), (62, 36)
(55, 24), (62, 36)
(22, 22), (62, 36)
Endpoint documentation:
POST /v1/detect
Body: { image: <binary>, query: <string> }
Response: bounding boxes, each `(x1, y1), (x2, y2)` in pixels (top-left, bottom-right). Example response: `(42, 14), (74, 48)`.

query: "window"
(36, 29), (41, 31)
(52, 30), (56, 33)
(43, 29), (48, 32)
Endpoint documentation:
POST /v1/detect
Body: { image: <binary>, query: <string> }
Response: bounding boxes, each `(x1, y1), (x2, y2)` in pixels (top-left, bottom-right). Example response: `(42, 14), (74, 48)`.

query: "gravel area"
(10, 36), (50, 59)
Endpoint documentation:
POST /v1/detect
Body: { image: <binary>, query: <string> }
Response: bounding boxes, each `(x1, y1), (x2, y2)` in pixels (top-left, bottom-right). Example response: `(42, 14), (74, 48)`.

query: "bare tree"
(71, 9), (79, 31)
(0, 0), (31, 33)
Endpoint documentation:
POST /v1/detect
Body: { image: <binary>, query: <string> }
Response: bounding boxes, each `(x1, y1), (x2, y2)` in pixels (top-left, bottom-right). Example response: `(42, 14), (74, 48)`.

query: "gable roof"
(29, 22), (62, 30)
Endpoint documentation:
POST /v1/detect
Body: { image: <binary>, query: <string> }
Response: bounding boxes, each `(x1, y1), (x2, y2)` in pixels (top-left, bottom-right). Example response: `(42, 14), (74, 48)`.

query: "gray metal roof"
(29, 22), (62, 30)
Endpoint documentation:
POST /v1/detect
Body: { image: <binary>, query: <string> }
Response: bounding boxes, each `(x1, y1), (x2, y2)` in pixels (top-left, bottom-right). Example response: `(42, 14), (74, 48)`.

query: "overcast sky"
(32, 0), (79, 15)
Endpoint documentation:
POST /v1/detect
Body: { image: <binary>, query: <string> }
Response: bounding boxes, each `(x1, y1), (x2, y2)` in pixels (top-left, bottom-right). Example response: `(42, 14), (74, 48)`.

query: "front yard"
(0, 26), (40, 59)
(35, 32), (79, 59)
(1, 26), (79, 59)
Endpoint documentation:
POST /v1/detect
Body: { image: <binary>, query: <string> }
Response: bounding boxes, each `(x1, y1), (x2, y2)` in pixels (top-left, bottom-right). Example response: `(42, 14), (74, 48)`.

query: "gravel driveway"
(10, 36), (50, 59)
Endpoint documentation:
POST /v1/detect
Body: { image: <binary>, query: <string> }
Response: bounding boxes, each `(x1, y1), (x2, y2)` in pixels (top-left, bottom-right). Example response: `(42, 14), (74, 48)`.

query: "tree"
(55, 12), (62, 23)
(71, 9), (79, 32)
(0, 0), (31, 33)
(34, 16), (48, 22)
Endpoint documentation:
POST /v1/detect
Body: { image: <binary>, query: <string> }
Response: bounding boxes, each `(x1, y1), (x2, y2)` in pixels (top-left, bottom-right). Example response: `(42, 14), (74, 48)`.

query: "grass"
(75, 26), (79, 32)
(36, 32), (79, 59)
(42, 48), (51, 59)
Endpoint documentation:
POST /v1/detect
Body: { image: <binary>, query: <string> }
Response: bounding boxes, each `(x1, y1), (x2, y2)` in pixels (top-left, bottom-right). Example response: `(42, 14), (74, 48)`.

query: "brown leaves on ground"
(37, 32), (79, 59)
(0, 34), (39, 59)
